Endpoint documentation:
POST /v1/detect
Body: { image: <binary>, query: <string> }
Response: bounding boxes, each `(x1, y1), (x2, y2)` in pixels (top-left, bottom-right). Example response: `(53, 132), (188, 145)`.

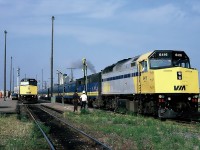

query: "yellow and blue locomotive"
(101, 50), (199, 118)
(38, 50), (199, 118)
(19, 78), (38, 103)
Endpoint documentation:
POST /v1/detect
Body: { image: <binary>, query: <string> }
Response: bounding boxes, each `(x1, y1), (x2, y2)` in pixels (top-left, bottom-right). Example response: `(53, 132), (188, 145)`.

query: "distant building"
(14, 86), (19, 94)
(0, 90), (10, 98)
(63, 74), (70, 84)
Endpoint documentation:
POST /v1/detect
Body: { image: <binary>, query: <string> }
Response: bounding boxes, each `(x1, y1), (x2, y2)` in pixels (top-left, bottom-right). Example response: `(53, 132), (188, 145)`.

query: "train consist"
(38, 50), (199, 118)
(19, 78), (38, 103)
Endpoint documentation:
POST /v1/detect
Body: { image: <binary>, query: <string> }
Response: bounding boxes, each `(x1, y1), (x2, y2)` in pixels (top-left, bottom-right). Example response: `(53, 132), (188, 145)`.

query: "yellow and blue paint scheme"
(38, 50), (199, 118)
(102, 50), (199, 118)
(19, 78), (38, 103)
(135, 50), (199, 94)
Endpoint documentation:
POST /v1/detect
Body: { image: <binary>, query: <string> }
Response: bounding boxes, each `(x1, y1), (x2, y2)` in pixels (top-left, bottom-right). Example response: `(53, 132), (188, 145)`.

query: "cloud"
(0, 0), (125, 38)
(126, 4), (185, 24)
(57, 25), (136, 47)
(84, 1), (124, 19)
(186, 1), (200, 14)
(0, 1), (197, 49)
(0, 0), (124, 19)
(31, 0), (124, 19)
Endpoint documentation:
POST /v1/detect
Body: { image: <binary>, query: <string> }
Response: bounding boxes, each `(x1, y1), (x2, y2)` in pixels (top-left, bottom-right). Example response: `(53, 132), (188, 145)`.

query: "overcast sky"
(0, 0), (200, 90)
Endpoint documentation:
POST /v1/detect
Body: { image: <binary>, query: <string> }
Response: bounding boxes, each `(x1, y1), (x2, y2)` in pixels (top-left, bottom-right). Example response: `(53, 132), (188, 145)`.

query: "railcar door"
(138, 60), (148, 93)
(137, 60), (149, 114)
(138, 60), (151, 93)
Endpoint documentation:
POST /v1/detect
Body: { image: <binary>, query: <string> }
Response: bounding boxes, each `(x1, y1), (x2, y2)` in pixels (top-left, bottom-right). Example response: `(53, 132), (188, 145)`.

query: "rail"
(25, 105), (56, 150)
(39, 105), (112, 150)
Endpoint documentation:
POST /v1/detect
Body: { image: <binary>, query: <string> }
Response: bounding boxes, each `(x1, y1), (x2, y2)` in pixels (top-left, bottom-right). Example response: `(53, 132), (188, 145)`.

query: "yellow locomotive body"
(19, 78), (38, 103)
(135, 67), (199, 94)
(133, 50), (199, 118)
(100, 50), (199, 118)
(20, 85), (37, 95)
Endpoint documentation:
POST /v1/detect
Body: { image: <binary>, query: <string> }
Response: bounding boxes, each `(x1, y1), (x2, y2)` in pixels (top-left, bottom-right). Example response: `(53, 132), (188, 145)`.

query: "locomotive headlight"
(188, 97), (191, 101)
(159, 95), (164, 98)
(168, 97), (171, 101)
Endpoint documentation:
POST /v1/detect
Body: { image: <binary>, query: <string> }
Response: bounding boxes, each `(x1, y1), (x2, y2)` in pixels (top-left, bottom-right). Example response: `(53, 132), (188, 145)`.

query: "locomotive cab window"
(29, 80), (37, 86)
(149, 50), (191, 69)
(20, 79), (37, 86)
(150, 58), (171, 69)
(140, 61), (148, 72)
(172, 59), (190, 68)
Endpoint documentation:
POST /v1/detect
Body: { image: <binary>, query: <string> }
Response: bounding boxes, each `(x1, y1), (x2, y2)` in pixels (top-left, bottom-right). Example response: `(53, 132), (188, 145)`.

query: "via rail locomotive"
(19, 78), (38, 103)
(38, 50), (199, 118)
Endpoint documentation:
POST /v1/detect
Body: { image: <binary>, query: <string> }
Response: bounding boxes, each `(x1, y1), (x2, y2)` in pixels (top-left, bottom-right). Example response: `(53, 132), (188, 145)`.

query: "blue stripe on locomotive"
(77, 82), (100, 98)
(63, 82), (76, 99)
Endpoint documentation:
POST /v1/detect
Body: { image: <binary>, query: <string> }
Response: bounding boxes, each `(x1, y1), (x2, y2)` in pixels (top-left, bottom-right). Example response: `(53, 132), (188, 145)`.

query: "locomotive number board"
(149, 50), (189, 59)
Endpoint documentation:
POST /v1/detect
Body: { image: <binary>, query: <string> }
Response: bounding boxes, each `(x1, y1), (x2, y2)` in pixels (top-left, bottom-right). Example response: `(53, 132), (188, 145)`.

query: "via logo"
(174, 85), (186, 91)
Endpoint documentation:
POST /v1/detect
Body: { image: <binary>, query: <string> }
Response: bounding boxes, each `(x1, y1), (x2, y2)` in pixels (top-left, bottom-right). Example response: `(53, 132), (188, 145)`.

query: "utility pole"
(56, 71), (60, 96)
(50, 16), (55, 98)
(44, 81), (47, 89)
(4, 30), (7, 101)
(10, 56), (12, 94)
(13, 67), (14, 92)
(57, 70), (65, 106)
(56, 70), (63, 85)
(17, 68), (20, 94)
(82, 58), (87, 94)
(42, 69), (43, 91)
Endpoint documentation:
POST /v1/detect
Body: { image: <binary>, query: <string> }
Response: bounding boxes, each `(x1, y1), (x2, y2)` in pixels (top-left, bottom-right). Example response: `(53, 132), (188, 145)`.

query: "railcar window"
(131, 62), (136, 67)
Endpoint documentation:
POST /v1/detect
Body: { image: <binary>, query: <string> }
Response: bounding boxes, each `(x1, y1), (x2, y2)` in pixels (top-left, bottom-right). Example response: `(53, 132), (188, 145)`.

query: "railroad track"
(26, 105), (55, 150)
(170, 118), (200, 125)
(26, 104), (111, 150)
(165, 112), (200, 125)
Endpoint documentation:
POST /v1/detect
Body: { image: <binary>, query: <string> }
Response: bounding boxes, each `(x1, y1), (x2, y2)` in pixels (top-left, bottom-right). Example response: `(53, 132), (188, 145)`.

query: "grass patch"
(80, 109), (90, 115)
(0, 114), (49, 149)
(63, 110), (200, 150)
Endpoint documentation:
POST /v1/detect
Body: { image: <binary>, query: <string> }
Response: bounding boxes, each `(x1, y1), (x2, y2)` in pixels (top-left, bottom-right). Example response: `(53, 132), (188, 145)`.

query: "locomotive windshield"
(149, 50), (191, 69)
(20, 78), (37, 86)
(29, 80), (37, 86)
